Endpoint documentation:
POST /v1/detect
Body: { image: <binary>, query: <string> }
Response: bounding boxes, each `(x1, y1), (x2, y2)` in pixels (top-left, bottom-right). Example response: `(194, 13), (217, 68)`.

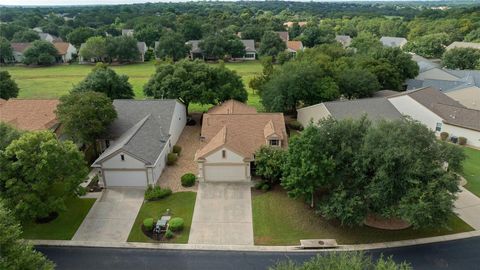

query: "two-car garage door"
(204, 165), (248, 182)
(103, 170), (147, 187)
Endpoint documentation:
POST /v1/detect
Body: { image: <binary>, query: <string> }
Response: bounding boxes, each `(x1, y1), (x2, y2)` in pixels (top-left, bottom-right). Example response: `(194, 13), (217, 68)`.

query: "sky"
(0, 0), (445, 7)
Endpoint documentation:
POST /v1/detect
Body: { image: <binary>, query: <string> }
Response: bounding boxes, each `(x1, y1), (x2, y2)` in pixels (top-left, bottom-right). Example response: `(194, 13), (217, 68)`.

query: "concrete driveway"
(72, 188), (144, 242)
(454, 186), (480, 230)
(188, 182), (254, 246)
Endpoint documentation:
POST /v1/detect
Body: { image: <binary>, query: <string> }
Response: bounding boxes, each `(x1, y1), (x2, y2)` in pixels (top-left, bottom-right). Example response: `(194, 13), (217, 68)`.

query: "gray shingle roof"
(380, 36), (407, 47)
(93, 99), (178, 165)
(410, 68), (480, 92)
(241, 39), (256, 52)
(323, 98), (404, 122)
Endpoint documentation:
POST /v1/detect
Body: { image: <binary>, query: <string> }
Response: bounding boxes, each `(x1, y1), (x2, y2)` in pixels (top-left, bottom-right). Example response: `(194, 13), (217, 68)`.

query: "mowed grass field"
(0, 61), (264, 112)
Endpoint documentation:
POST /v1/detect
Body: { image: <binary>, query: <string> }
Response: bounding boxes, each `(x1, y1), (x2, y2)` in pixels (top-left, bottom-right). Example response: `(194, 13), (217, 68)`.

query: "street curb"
(31, 230), (480, 252)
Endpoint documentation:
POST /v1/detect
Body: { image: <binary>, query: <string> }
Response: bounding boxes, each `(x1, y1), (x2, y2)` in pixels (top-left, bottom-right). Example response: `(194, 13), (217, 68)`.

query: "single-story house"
(195, 100), (287, 182)
(38, 32), (62, 43)
(53, 42), (77, 63)
(186, 39), (256, 60)
(11, 42), (31, 62)
(92, 100), (186, 188)
(335, 35), (352, 48)
(0, 99), (60, 133)
(276, 31), (290, 42)
(409, 53), (440, 73)
(137, 41), (148, 62)
(297, 97), (404, 127)
(286, 41), (304, 57)
(388, 87), (480, 147)
(380, 36), (408, 48)
(445, 41), (480, 51)
(283, 21), (307, 28)
(122, 29), (134, 37)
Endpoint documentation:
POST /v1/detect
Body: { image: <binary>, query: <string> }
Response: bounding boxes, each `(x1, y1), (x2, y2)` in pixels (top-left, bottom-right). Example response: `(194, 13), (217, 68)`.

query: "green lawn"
(0, 60), (264, 112)
(462, 147), (480, 196)
(252, 188), (473, 246)
(127, 192), (196, 243)
(21, 197), (96, 240)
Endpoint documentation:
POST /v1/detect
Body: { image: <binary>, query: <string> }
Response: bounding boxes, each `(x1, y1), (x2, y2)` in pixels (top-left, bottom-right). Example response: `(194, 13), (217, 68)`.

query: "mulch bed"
(364, 214), (411, 230)
(35, 212), (59, 224)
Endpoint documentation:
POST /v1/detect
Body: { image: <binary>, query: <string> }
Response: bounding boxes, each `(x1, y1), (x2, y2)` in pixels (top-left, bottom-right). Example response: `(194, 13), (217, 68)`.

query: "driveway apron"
(454, 186), (480, 230)
(188, 182), (254, 245)
(73, 188), (144, 242)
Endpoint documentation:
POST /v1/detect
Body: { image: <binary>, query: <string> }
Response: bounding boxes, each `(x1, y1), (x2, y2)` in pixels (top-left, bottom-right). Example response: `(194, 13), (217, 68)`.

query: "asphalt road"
(36, 236), (480, 270)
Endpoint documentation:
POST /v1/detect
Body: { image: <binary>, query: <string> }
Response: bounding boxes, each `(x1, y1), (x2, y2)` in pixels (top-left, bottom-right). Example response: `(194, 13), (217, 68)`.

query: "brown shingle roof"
(53, 42), (70, 55)
(196, 111), (287, 160)
(207, 99), (258, 114)
(0, 99), (59, 131)
(276, 31), (289, 42)
(0, 98), (6, 107)
(286, 41), (303, 52)
(11, 42), (32, 53)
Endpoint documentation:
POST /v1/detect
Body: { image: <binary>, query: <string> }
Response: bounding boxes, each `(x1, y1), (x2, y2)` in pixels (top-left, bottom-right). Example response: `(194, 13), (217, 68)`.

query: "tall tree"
(134, 25), (162, 47)
(0, 71), (19, 100)
(156, 31), (188, 61)
(22, 40), (58, 66)
(56, 92), (117, 155)
(12, 29), (39, 42)
(79, 36), (107, 62)
(106, 36), (139, 63)
(350, 32), (383, 54)
(72, 63), (134, 99)
(259, 31), (286, 59)
(337, 69), (380, 99)
(0, 37), (13, 63)
(0, 123), (22, 151)
(254, 146), (286, 185)
(66, 27), (95, 48)
(0, 131), (87, 220)
(199, 33), (228, 60)
(404, 33), (450, 58)
(0, 200), (55, 270)
(442, 48), (480, 70)
(299, 24), (335, 47)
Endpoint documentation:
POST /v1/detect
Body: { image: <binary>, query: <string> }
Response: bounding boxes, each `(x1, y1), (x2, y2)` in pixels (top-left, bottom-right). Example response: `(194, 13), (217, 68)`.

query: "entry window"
(269, 139), (279, 146)
(436, 122), (442, 132)
(120, 154), (125, 161)
(222, 150), (226, 158)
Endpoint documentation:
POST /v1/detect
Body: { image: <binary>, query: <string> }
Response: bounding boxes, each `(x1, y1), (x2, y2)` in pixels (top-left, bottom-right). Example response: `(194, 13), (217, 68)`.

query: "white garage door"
(103, 170), (147, 187)
(204, 165), (247, 182)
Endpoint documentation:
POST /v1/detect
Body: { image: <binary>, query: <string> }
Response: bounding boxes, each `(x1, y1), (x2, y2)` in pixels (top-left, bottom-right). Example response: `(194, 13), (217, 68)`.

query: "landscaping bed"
(127, 192), (196, 243)
(21, 197), (96, 240)
(462, 147), (480, 197)
(252, 187), (474, 245)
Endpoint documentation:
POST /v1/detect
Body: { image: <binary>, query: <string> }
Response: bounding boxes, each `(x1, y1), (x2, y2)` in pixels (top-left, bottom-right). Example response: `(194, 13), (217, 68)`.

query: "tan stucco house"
(195, 100), (287, 182)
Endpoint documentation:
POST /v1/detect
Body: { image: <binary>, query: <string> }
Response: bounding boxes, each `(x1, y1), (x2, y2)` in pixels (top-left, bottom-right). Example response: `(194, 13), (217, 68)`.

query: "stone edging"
(31, 230), (480, 252)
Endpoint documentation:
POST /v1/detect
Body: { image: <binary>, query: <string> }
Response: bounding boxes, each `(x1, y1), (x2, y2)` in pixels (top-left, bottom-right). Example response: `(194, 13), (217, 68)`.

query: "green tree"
(464, 29), (480, 42)
(0, 200), (55, 270)
(79, 36), (107, 62)
(254, 146), (286, 185)
(442, 48), (480, 70)
(134, 25), (162, 47)
(350, 32), (383, 54)
(299, 24), (335, 47)
(373, 47), (419, 81)
(0, 37), (13, 63)
(199, 33), (228, 60)
(106, 36), (139, 63)
(226, 38), (246, 58)
(72, 63), (134, 99)
(56, 92), (117, 155)
(270, 252), (411, 270)
(259, 31), (286, 59)
(22, 40), (58, 66)
(0, 123), (22, 151)
(12, 29), (39, 42)
(0, 131), (87, 220)
(337, 69), (380, 99)
(249, 56), (274, 94)
(66, 27), (95, 48)
(288, 22), (302, 40)
(0, 71), (19, 100)
(404, 33), (450, 58)
(179, 19), (203, 41)
(156, 31), (188, 61)
(144, 59), (247, 114)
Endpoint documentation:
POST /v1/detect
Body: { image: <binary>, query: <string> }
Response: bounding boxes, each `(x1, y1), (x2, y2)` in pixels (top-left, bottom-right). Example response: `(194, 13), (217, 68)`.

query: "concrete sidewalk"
(454, 186), (480, 230)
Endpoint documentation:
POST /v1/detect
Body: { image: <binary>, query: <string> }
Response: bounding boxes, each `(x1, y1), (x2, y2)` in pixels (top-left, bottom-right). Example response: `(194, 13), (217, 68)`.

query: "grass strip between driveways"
(252, 187), (474, 246)
(21, 197), (96, 240)
(127, 191), (196, 244)
(462, 147), (480, 197)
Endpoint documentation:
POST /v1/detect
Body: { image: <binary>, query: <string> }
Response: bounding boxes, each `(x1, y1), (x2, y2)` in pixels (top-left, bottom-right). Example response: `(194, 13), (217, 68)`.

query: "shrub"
(165, 229), (174, 239)
(167, 153), (177, 165)
(143, 218), (154, 231)
(144, 186), (172, 201)
(169, 217), (184, 232)
(458, 137), (467, 145)
(440, 132), (449, 141)
(288, 120), (303, 131)
(172, 145), (182, 155)
(181, 173), (196, 187)
(254, 181), (264, 190)
(261, 183), (270, 191)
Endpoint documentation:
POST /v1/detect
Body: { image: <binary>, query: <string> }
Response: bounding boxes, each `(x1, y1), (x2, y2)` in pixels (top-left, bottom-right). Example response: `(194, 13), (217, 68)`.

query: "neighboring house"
(409, 53), (440, 73)
(286, 41), (304, 57)
(53, 42), (77, 63)
(372, 90), (401, 98)
(195, 100), (287, 182)
(122, 29), (134, 37)
(380, 36), (408, 48)
(275, 31), (290, 42)
(186, 39), (256, 60)
(406, 67), (480, 110)
(38, 32), (62, 43)
(92, 100), (186, 188)
(0, 98), (6, 107)
(335, 35), (352, 48)
(388, 87), (480, 147)
(297, 97), (403, 127)
(10, 42), (31, 62)
(283, 21), (307, 28)
(445, 41), (480, 51)
(137, 41), (148, 62)
(0, 99), (60, 133)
